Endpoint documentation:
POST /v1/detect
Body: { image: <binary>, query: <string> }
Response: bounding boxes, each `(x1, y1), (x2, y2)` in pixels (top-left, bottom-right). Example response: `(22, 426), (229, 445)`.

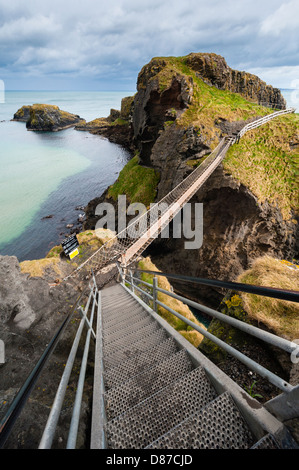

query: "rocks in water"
(41, 214), (54, 220)
(13, 104), (85, 131)
(12, 105), (31, 122)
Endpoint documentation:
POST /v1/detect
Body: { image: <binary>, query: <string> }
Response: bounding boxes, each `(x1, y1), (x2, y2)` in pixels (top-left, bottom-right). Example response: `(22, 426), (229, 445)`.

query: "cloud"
(0, 0), (297, 89)
(260, 1), (299, 36)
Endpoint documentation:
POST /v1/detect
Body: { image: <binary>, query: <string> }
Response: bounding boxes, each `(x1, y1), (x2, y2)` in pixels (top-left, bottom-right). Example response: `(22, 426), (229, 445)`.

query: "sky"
(0, 0), (298, 91)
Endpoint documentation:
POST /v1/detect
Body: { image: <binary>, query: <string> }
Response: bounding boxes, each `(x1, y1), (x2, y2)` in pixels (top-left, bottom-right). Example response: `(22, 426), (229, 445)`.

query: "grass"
(107, 155), (160, 207)
(138, 256), (206, 347)
(237, 255), (299, 339)
(224, 113), (299, 219)
(20, 230), (104, 279)
(142, 55), (270, 149)
(20, 258), (62, 278)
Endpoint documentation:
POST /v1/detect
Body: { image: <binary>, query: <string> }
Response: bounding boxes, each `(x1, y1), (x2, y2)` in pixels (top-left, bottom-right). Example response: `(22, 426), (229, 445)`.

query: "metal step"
(105, 349), (194, 420)
(103, 321), (160, 357)
(251, 434), (280, 449)
(103, 327), (169, 370)
(103, 315), (153, 343)
(104, 337), (179, 390)
(102, 297), (139, 313)
(146, 392), (255, 449)
(105, 366), (217, 449)
(103, 306), (147, 330)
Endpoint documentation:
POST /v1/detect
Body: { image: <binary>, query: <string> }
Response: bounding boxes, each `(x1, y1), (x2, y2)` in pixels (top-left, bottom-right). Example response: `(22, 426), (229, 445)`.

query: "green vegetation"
(107, 155), (160, 207)
(237, 255), (299, 339)
(199, 292), (251, 363)
(139, 55), (298, 219)
(224, 113), (299, 219)
(244, 381), (263, 399)
(137, 256), (206, 348)
(142, 55), (270, 148)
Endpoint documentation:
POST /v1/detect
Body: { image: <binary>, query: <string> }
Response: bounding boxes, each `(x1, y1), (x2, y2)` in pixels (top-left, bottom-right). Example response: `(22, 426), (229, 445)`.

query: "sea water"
(0, 91), (134, 261)
(0, 89), (295, 262)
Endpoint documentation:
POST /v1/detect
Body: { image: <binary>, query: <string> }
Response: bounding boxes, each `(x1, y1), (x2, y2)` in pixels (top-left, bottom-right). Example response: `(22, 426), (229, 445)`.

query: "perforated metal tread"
(103, 321), (160, 357)
(102, 297), (141, 314)
(105, 366), (217, 449)
(105, 349), (194, 420)
(146, 392), (255, 449)
(102, 300), (140, 316)
(104, 337), (179, 390)
(251, 433), (280, 449)
(103, 327), (169, 370)
(103, 315), (153, 343)
(103, 306), (148, 330)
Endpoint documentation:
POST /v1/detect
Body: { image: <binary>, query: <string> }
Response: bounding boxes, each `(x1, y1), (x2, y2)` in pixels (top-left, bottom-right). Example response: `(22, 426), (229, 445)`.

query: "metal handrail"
(121, 268), (298, 393)
(0, 285), (90, 449)
(39, 277), (98, 449)
(132, 269), (299, 303)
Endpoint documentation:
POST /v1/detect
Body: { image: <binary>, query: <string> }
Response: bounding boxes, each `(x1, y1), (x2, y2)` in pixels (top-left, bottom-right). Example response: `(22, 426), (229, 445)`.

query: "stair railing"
(119, 266), (299, 398)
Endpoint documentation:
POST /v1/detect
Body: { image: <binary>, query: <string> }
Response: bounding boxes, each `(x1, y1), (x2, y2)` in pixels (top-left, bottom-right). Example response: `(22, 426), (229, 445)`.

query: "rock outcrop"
(12, 105), (31, 122)
(131, 53), (286, 168)
(13, 104), (85, 131)
(75, 96), (135, 150)
(185, 53), (286, 108)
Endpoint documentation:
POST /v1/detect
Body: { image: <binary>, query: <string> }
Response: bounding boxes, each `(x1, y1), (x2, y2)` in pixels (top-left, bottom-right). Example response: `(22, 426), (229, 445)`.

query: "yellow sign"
(69, 248), (79, 259)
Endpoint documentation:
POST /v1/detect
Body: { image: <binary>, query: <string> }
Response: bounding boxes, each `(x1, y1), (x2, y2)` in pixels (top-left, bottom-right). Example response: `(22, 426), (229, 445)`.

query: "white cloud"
(260, 1), (299, 36)
(0, 0), (297, 89)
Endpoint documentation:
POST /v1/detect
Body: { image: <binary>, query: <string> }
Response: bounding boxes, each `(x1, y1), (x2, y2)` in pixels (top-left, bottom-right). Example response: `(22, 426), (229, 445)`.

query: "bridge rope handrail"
(64, 107), (295, 280)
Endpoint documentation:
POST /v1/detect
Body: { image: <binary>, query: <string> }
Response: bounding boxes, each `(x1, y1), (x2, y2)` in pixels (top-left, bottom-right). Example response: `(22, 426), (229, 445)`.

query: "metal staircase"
(90, 282), (298, 450)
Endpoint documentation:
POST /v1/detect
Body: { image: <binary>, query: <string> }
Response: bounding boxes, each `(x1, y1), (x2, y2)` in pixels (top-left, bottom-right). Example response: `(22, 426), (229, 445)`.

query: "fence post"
(130, 270), (135, 294)
(153, 276), (158, 312)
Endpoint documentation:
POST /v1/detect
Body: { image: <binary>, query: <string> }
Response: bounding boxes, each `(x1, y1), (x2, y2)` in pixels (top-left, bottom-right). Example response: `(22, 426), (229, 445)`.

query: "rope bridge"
(64, 107), (295, 281)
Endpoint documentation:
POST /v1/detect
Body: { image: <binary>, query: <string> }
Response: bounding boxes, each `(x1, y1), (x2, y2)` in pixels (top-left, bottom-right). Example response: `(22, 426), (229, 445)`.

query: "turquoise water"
(0, 91), (135, 261)
(0, 89), (295, 262)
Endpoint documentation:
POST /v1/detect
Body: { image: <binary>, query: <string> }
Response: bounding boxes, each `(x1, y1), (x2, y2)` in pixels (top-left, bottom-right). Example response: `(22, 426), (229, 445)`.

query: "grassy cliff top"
(237, 255), (299, 339)
(224, 113), (299, 219)
(138, 55), (272, 142)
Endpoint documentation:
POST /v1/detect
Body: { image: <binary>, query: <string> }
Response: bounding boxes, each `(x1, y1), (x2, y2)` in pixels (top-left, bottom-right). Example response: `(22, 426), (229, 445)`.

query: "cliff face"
(132, 53), (286, 171)
(185, 53), (286, 107)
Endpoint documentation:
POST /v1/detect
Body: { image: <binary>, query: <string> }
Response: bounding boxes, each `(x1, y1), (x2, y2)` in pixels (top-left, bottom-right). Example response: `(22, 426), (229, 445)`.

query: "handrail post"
(130, 270), (135, 294)
(153, 276), (158, 312)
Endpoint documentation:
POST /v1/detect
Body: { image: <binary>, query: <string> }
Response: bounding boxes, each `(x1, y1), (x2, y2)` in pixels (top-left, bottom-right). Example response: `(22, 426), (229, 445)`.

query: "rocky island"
(13, 103), (85, 131)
